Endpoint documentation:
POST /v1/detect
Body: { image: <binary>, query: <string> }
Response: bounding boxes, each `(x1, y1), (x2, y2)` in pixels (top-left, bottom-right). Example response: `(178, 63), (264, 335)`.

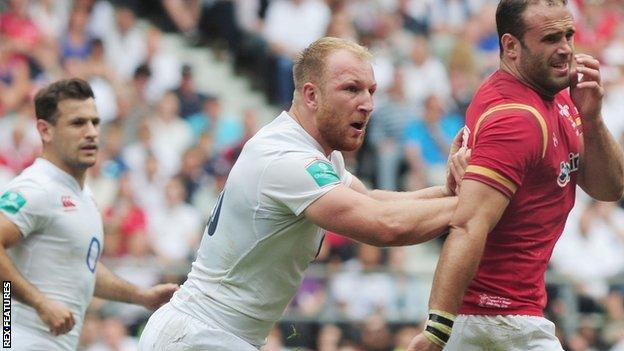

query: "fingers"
(450, 148), (470, 179)
(452, 127), (465, 148)
(145, 284), (179, 310)
(575, 81), (603, 91)
(458, 148), (471, 170)
(575, 54), (600, 70)
(40, 301), (75, 336)
(573, 54), (602, 85)
(448, 148), (471, 194)
(575, 65), (601, 84)
(49, 310), (75, 336)
(449, 127), (468, 155)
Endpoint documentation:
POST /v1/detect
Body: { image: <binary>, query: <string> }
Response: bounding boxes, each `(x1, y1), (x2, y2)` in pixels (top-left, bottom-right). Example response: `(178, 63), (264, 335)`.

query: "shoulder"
(471, 104), (548, 146)
(3, 167), (52, 198)
(0, 173), (52, 221)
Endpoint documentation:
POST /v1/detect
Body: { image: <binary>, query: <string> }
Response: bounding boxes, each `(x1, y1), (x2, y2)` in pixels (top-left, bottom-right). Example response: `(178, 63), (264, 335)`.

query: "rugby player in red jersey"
(409, 1), (624, 350)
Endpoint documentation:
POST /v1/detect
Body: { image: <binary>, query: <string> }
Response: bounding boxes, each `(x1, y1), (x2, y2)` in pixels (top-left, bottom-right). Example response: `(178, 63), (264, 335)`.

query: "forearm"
(370, 185), (451, 201)
(0, 246), (47, 310)
(428, 226), (486, 314)
(380, 196), (457, 246)
(94, 263), (142, 305)
(581, 118), (624, 201)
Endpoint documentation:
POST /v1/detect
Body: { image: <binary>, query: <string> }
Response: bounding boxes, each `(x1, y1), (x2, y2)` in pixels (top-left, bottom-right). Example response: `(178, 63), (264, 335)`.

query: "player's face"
(48, 98), (100, 171)
(315, 50), (376, 152)
(517, 3), (575, 96)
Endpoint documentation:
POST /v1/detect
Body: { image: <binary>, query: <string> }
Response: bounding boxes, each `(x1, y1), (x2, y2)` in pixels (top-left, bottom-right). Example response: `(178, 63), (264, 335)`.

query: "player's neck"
(41, 152), (87, 189)
(500, 62), (555, 99)
(288, 106), (332, 156)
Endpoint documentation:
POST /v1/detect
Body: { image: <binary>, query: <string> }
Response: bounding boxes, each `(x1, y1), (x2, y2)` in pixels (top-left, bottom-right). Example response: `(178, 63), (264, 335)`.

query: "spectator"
(175, 64), (207, 119)
(330, 244), (398, 320)
(103, 173), (148, 258)
(148, 176), (202, 264)
(368, 67), (416, 191)
(151, 91), (193, 156)
(404, 94), (463, 188)
(404, 35), (451, 111)
(263, 0), (331, 108)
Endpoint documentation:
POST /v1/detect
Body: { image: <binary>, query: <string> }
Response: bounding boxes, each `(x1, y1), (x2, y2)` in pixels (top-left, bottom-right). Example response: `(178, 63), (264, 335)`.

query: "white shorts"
(138, 303), (258, 351)
(444, 315), (564, 351)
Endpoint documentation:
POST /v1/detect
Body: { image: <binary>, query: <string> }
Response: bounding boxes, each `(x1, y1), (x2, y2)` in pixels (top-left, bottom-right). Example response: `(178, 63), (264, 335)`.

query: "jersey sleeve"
(330, 151), (354, 188)
(0, 180), (51, 237)
(262, 156), (345, 216)
(464, 109), (546, 197)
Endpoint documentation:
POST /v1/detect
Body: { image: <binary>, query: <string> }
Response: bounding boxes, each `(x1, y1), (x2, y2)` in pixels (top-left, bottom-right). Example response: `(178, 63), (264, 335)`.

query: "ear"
(501, 33), (520, 60)
(36, 119), (54, 144)
(301, 82), (319, 110)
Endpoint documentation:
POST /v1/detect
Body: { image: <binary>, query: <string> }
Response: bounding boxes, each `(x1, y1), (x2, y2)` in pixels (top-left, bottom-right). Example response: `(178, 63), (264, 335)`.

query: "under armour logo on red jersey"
(61, 196), (76, 209)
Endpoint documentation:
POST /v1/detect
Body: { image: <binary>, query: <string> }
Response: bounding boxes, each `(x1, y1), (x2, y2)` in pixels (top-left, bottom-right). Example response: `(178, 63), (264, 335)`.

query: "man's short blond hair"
(293, 37), (372, 94)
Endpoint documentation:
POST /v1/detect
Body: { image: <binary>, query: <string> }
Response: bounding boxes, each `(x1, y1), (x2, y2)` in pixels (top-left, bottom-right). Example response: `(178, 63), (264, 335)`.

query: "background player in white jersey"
(0, 79), (179, 351)
(139, 37), (470, 351)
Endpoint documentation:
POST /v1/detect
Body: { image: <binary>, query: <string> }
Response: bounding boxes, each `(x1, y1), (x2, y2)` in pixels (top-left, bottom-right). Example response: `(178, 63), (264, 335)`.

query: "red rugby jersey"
(459, 70), (583, 316)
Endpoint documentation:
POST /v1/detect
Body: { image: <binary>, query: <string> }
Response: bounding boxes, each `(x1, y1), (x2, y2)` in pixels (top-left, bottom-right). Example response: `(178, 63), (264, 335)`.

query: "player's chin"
(340, 138), (364, 152)
(78, 156), (97, 168)
(553, 77), (571, 92)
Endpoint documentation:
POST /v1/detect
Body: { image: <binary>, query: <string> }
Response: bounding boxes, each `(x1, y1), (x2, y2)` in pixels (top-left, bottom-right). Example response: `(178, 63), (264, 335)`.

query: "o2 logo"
(85, 237), (101, 273)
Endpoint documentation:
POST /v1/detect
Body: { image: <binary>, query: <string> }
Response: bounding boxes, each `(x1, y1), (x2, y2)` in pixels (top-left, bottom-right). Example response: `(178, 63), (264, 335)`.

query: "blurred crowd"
(1, 0), (624, 350)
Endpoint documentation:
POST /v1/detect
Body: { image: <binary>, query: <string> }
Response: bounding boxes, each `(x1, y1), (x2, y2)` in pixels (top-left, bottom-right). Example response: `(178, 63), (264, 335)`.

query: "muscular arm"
(572, 54), (624, 201)
(349, 144), (469, 200)
(95, 262), (178, 310)
(350, 176), (451, 200)
(578, 118), (624, 201)
(304, 184), (457, 246)
(427, 180), (509, 313)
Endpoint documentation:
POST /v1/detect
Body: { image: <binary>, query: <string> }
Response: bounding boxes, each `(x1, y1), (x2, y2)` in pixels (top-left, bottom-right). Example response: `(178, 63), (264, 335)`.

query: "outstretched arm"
(304, 184), (457, 247)
(94, 263), (178, 310)
(351, 142), (470, 200)
(407, 180), (509, 350)
(572, 54), (624, 201)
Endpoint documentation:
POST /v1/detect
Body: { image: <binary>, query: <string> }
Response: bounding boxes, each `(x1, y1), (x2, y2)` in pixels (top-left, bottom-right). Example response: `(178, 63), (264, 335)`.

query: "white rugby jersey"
(172, 111), (353, 346)
(0, 158), (104, 350)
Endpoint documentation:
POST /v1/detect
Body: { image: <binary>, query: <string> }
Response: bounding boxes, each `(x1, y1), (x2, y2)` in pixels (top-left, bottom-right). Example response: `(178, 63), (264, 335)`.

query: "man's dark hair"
(134, 63), (152, 79)
(34, 78), (94, 124)
(496, 0), (568, 56)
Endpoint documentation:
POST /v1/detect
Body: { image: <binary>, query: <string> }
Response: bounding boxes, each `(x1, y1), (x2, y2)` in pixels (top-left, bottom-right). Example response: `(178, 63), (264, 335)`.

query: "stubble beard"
(521, 45), (571, 96)
(64, 153), (96, 172)
(317, 103), (363, 152)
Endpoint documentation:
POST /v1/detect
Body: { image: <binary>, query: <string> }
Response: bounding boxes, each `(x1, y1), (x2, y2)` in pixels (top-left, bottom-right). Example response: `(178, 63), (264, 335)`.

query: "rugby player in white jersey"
(0, 79), (178, 350)
(139, 37), (469, 350)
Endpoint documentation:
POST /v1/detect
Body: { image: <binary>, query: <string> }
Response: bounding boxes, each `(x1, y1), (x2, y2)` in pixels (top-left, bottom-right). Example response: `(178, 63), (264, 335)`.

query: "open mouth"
(552, 62), (569, 74)
(350, 122), (365, 131)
